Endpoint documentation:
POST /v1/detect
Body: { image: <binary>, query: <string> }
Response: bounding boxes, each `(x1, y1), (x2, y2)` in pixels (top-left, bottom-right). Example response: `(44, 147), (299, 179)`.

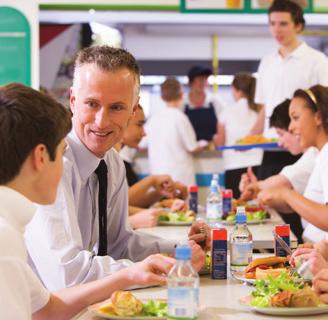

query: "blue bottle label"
(168, 287), (198, 319)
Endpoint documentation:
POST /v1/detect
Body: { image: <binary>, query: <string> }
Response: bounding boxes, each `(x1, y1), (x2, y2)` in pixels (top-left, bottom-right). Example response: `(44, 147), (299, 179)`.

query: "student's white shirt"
(255, 42), (328, 138)
(280, 147), (318, 195)
(302, 143), (328, 243)
(146, 107), (198, 186)
(25, 130), (176, 291)
(220, 98), (263, 170)
(0, 186), (49, 319)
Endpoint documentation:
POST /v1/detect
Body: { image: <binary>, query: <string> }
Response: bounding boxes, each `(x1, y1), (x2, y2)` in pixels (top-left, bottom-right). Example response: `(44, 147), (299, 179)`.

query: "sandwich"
(245, 256), (288, 280)
(99, 291), (143, 317)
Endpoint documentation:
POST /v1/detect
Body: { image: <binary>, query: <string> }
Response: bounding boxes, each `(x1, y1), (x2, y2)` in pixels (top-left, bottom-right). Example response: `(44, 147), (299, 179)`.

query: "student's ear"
(69, 87), (76, 113)
(31, 144), (48, 172)
(314, 111), (323, 128)
(295, 23), (303, 34)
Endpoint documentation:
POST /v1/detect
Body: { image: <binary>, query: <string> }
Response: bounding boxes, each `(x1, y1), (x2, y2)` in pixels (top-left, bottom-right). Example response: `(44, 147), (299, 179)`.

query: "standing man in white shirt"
(25, 46), (206, 291)
(147, 77), (204, 186)
(251, 0), (328, 179)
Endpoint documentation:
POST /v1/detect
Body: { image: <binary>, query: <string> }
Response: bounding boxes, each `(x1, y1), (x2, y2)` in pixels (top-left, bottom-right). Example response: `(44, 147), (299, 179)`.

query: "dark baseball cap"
(187, 65), (212, 83)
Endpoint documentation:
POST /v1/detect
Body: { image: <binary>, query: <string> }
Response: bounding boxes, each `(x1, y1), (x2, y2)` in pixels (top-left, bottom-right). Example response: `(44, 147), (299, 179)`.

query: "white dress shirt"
(0, 187), (50, 319)
(220, 98), (263, 171)
(146, 107), (198, 186)
(255, 42), (328, 138)
(280, 147), (318, 195)
(25, 130), (176, 291)
(302, 143), (328, 243)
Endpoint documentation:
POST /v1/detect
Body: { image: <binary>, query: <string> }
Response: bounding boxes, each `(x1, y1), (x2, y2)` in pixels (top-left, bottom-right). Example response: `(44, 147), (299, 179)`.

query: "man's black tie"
(95, 160), (108, 256)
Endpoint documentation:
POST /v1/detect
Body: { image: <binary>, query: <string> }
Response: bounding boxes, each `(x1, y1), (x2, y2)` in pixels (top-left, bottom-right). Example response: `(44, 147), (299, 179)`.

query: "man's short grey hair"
(73, 45), (140, 91)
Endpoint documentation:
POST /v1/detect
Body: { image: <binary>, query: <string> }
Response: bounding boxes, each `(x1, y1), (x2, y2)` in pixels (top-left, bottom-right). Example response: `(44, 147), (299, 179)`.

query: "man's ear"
(30, 144), (47, 172)
(69, 87), (76, 114)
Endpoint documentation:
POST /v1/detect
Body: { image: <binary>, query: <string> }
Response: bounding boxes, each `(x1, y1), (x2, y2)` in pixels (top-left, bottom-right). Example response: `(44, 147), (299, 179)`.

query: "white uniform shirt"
(280, 147), (318, 195)
(146, 107), (198, 186)
(255, 42), (328, 137)
(302, 143), (328, 243)
(0, 187), (49, 319)
(220, 98), (263, 171)
(25, 130), (176, 291)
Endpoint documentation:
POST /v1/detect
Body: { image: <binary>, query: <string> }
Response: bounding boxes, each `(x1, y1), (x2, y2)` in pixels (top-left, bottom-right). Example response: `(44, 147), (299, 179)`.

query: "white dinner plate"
(240, 296), (328, 316)
(158, 220), (193, 226)
(221, 218), (271, 225)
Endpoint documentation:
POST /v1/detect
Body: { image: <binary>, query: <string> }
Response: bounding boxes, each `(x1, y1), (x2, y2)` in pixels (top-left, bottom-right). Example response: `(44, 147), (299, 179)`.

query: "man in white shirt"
(25, 46), (206, 291)
(0, 83), (175, 319)
(251, 0), (328, 180)
(147, 78), (205, 186)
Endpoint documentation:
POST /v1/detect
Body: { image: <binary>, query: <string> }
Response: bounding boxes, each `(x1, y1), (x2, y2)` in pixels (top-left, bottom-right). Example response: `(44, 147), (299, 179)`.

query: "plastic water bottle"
(230, 206), (253, 273)
(167, 245), (199, 320)
(206, 179), (222, 222)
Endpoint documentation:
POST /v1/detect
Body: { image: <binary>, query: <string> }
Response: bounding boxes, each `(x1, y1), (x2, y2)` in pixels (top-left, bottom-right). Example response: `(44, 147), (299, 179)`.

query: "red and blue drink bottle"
(211, 228), (227, 279)
(274, 224), (290, 257)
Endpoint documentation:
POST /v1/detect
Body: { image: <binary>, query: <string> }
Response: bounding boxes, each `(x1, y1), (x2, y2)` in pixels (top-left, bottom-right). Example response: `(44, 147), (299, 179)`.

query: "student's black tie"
(95, 160), (108, 256)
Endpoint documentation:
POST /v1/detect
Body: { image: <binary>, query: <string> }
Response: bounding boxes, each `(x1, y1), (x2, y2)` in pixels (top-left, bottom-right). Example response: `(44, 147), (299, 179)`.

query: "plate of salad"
(240, 272), (328, 316)
(221, 210), (270, 225)
(158, 210), (195, 226)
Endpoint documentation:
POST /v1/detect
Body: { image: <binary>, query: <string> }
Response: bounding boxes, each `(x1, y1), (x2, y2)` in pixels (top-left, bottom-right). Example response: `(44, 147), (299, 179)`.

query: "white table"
(75, 273), (328, 320)
(137, 210), (297, 250)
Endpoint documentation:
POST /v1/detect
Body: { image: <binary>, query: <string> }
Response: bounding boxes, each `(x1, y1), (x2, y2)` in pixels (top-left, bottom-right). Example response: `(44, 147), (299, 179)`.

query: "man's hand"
(128, 254), (175, 286)
(188, 221), (211, 251)
(239, 167), (258, 193)
(188, 240), (205, 272)
(153, 175), (175, 198)
(128, 208), (162, 229)
(173, 181), (188, 200)
(312, 268), (328, 304)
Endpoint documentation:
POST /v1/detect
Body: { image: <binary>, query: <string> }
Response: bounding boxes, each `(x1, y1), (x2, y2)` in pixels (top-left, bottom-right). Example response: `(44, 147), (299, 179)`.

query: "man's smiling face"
(70, 64), (138, 157)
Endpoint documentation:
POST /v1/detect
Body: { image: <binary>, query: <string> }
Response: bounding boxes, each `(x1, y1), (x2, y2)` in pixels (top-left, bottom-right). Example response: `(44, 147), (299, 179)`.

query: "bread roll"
(255, 267), (287, 280)
(111, 291), (143, 316)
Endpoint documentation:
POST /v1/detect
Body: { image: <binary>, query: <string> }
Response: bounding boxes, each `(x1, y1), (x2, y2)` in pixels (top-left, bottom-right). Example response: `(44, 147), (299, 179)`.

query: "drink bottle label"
(168, 287), (198, 319)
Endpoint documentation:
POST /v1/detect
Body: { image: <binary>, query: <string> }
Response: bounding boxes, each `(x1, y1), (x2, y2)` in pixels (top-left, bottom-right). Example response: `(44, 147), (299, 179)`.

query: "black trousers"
(258, 151), (304, 244)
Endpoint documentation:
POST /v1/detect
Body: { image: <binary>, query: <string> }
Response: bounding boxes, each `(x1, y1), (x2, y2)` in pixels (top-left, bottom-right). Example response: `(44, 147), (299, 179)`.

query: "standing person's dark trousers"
(258, 151), (304, 244)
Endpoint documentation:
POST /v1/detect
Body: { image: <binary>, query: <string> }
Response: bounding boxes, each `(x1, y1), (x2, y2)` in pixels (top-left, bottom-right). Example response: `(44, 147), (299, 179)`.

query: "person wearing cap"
(184, 65), (224, 142)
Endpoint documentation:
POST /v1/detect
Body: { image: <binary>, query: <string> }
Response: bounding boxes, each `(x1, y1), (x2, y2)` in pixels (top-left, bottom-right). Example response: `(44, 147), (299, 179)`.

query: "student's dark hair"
(232, 72), (261, 113)
(268, 0), (305, 30)
(0, 83), (72, 184)
(269, 99), (291, 130)
(160, 77), (182, 102)
(74, 45), (140, 90)
(293, 85), (328, 133)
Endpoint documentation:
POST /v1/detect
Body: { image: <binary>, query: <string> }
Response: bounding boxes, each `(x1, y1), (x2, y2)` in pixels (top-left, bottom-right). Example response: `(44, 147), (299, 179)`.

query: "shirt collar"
(274, 42), (307, 60)
(67, 129), (103, 182)
(0, 186), (36, 233)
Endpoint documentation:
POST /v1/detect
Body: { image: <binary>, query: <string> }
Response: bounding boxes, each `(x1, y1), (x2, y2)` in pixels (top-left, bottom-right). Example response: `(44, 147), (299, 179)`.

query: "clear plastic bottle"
(167, 245), (199, 320)
(230, 206), (253, 273)
(206, 179), (222, 222)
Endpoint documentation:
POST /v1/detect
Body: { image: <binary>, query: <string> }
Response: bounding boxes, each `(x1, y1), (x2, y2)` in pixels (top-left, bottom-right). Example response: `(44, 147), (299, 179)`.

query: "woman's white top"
(220, 98), (263, 171)
(302, 143), (328, 243)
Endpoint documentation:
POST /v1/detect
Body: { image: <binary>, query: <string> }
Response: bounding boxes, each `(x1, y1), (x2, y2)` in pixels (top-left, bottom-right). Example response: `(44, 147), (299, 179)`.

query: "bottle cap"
(236, 213), (246, 224)
(189, 185), (198, 193)
(175, 245), (192, 260)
